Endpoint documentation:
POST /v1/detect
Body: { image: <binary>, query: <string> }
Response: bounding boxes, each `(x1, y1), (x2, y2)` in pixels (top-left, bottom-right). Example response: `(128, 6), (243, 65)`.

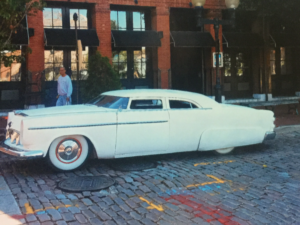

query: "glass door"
(223, 49), (252, 99)
(113, 47), (151, 89)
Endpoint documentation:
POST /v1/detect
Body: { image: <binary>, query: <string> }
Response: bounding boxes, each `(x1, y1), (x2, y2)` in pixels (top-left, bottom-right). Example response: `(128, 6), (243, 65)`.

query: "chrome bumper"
(264, 131), (276, 141)
(0, 140), (44, 158)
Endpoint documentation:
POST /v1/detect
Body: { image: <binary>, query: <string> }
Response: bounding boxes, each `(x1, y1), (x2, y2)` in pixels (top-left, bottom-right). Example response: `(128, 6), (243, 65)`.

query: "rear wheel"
(47, 135), (89, 171)
(215, 147), (234, 155)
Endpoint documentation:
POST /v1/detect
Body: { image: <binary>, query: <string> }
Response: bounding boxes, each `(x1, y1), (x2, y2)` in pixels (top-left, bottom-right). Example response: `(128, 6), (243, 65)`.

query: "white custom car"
(0, 89), (276, 171)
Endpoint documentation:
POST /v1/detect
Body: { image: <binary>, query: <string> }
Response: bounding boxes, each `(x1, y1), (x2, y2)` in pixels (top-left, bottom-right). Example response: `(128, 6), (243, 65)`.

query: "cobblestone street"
(1, 126), (300, 225)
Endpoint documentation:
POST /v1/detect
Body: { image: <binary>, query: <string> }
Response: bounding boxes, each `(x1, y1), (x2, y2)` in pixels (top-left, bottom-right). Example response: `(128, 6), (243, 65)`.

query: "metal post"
(73, 13), (79, 104)
(214, 20), (222, 103)
(196, 6), (206, 95)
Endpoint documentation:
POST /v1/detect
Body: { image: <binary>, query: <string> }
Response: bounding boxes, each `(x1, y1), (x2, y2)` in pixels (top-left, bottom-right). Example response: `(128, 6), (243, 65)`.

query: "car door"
(115, 97), (169, 157)
(168, 98), (210, 152)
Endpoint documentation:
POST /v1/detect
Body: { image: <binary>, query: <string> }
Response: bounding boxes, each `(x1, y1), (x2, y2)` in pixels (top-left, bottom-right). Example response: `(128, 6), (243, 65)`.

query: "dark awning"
(111, 30), (161, 47)
(170, 31), (214, 47)
(223, 32), (264, 48)
(44, 29), (99, 47)
(270, 33), (300, 47)
(11, 16), (29, 45)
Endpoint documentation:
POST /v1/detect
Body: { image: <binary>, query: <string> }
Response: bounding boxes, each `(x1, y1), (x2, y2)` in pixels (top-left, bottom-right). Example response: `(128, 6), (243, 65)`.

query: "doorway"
(112, 47), (153, 89)
(171, 47), (204, 93)
(223, 48), (252, 99)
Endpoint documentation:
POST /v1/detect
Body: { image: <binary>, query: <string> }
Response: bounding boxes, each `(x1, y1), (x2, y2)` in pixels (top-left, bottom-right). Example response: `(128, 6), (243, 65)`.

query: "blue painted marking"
(36, 211), (45, 215)
(278, 172), (289, 178)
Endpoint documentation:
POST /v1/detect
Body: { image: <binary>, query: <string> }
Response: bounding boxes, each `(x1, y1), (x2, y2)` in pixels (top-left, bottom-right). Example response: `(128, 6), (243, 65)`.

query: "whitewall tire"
(215, 147), (235, 154)
(48, 135), (89, 171)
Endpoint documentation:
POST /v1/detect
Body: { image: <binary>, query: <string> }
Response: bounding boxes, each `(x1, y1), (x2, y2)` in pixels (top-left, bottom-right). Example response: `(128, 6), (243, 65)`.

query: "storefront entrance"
(171, 47), (204, 93)
(223, 48), (252, 99)
(112, 47), (153, 89)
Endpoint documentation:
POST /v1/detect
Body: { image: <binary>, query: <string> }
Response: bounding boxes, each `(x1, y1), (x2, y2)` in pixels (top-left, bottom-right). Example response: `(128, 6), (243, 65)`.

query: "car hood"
(14, 105), (111, 117)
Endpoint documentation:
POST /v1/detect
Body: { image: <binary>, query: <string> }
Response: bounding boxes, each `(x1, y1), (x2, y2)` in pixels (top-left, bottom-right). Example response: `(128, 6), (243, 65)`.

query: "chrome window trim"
(28, 120), (168, 130)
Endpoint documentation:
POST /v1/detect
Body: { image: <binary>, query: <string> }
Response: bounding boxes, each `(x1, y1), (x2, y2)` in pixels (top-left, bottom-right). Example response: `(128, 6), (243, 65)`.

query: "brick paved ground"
(0, 127), (300, 225)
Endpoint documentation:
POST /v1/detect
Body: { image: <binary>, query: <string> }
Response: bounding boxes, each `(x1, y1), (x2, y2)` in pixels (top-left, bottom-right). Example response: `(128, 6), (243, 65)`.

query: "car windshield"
(86, 95), (129, 109)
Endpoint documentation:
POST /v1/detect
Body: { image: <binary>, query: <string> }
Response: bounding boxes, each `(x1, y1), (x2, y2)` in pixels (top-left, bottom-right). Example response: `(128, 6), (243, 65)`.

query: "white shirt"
(57, 75), (73, 97)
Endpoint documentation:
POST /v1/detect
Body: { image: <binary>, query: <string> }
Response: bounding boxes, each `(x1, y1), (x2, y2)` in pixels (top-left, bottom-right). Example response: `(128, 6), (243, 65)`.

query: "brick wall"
(27, 10), (44, 74)
(27, 0), (225, 90)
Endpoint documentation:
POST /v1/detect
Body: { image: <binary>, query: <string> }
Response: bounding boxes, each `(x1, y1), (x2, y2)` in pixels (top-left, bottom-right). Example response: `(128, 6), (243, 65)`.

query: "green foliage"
(81, 52), (122, 102)
(0, 0), (44, 66)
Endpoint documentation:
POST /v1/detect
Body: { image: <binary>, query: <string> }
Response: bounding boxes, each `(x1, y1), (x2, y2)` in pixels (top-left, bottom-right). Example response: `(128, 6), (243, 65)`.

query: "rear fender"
(198, 127), (265, 151)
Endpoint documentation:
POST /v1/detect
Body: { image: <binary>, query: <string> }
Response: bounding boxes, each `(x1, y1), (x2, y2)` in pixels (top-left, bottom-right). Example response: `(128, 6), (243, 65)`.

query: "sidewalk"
(258, 104), (300, 127)
(0, 176), (24, 224)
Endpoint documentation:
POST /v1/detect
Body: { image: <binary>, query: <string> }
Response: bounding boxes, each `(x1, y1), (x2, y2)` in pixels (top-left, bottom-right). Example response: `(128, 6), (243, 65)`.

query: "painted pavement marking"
(161, 194), (238, 224)
(24, 203), (79, 215)
(194, 160), (235, 167)
(139, 197), (164, 211)
(186, 175), (226, 188)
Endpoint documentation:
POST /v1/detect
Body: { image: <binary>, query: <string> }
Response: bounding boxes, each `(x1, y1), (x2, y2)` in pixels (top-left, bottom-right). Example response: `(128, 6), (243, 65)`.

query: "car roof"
(102, 89), (219, 107)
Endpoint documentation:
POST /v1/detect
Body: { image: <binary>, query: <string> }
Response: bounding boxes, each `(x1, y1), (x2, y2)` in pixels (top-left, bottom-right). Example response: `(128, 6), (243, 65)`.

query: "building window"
(133, 12), (145, 31)
(0, 51), (22, 82)
(270, 47), (293, 75)
(111, 11), (127, 30)
(112, 51), (127, 79)
(43, 8), (62, 28)
(70, 9), (88, 29)
(236, 53), (246, 76)
(71, 47), (89, 80)
(134, 47), (146, 79)
(280, 47), (292, 75)
(111, 11), (145, 31)
(270, 49), (276, 75)
(44, 50), (63, 81)
(224, 53), (231, 77)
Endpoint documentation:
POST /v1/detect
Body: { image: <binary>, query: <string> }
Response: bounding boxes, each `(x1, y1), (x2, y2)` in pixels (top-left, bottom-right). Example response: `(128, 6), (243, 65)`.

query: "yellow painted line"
(186, 175), (226, 188)
(194, 160), (235, 167)
(24, 203), (79, 214)
(194, 162), (210, 166)
(24, 203), (34, 214)
(247, 160), (268, 168)
(139, 197), (164, 212)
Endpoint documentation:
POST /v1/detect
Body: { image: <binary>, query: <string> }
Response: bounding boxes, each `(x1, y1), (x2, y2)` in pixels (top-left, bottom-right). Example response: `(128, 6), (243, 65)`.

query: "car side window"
(130, 99), (163, 110)
(169, 100), (198, 109)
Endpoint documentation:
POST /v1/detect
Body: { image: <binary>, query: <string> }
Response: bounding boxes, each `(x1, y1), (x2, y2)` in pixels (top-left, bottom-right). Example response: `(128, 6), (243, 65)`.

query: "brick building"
(1, 0), (300, 109)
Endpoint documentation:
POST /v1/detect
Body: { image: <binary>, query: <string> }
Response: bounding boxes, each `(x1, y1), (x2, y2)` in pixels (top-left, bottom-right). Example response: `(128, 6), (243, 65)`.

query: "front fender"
(21, 112), (117, 158)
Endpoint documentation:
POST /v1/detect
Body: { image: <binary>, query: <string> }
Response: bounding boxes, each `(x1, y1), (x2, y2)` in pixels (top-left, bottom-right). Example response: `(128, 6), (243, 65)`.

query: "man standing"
(56, 67), (73, 106)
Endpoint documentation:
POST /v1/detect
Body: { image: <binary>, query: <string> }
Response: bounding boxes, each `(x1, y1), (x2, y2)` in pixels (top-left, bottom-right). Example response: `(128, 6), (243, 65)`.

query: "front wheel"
(215, 147), (235, 155)
(47, 135), (89, 171)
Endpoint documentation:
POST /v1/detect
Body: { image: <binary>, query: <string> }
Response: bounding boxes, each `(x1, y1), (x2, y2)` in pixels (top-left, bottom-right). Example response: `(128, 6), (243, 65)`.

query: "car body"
(0, 89), (276, 171)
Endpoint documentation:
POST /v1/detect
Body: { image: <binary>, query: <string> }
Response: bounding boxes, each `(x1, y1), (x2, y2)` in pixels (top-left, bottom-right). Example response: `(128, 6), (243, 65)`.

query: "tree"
(81, 52), (121, 102)
(0, 0), (44, 67)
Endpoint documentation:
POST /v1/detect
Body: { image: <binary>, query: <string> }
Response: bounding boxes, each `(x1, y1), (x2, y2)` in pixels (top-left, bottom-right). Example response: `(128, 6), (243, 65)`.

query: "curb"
(275, 124), (300, 134)
(0, 176), (24, 224)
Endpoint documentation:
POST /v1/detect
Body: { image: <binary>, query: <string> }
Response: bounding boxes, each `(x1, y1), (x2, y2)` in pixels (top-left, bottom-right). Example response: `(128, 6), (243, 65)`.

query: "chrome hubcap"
(56, 139), (81, 163)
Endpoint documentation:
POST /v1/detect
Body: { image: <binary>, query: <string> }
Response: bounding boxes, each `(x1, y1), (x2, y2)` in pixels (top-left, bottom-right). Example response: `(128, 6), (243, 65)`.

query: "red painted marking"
(11, 214), (25, 219)
(162, 195), (240, 225)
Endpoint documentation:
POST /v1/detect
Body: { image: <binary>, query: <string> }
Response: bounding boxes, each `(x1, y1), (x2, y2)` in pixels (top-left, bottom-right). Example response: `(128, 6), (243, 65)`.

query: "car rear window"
(169, 100), (198, 109)
(130, 99), (163, 109)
